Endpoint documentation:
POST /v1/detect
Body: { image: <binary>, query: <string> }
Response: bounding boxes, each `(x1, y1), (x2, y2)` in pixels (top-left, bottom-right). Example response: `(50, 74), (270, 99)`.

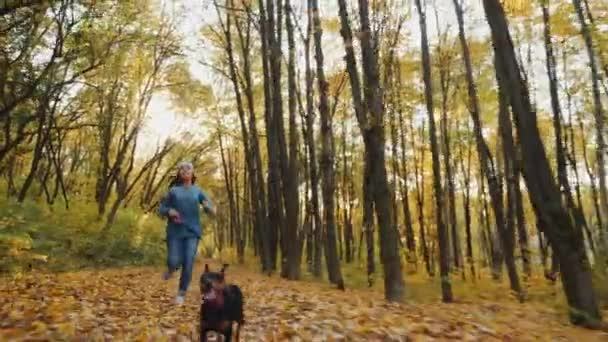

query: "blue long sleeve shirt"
(158, 185), (213, 239)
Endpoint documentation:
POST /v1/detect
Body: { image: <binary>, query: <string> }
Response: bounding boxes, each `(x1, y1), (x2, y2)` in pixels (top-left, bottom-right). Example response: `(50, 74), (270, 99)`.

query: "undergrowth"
(0, 196), (169, 273)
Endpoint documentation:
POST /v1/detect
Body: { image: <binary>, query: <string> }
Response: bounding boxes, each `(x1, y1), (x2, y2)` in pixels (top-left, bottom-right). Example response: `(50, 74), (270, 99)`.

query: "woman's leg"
(166, 237), (182, 277)
(178, 237), (200, 295)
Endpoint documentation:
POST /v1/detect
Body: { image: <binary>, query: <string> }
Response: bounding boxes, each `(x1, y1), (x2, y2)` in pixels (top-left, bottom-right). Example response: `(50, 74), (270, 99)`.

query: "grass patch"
(0, 196), (167, 274)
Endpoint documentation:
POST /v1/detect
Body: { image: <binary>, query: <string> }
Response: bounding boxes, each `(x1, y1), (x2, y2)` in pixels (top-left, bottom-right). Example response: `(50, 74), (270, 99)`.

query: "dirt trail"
(1, 260), (607, 341)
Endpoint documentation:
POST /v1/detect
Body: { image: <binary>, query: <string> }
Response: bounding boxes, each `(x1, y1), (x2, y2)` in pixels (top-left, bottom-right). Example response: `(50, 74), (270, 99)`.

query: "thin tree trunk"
(223, 0), (272, 271)
(436, 31), (460, 271)
(497, 77), (527, 292)
(396, 66), (416, 259)
(18, 101), (50, 202)
(301, 0), (323, 277)
(453, 0), (523, 298)
(283, 0), (302, 280)
(312, 0), (343, 288)
(459, 119), (475, 279)
(413, 122), (431, 275)
(341, 118), (355, 263)
(338, 0), (404, 300)
(571, 0), (608, 251)
(563, 51), (597, 256)
(541, 0), (592, 258)
(258, 0), (282, 272)
(415, 0), (452, 302)
(218, 132), (238, 261)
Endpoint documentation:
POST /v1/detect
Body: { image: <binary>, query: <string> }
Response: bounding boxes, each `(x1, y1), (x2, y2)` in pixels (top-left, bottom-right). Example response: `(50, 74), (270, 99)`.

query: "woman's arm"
(198, 189), (216, 216)
(158, 189), (177, 217)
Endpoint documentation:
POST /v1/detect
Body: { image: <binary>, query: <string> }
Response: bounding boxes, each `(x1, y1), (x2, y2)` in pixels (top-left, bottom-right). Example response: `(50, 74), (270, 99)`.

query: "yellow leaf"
(8, 309), (23, 321)
(30, 320), (47, 332)
(55, 322), (76, 337)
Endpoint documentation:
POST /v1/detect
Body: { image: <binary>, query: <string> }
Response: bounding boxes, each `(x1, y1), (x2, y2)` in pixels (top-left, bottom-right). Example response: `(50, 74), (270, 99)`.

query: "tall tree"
(311, 0), (343, 287)
(483, 0), (601, 326)
(258, 0), (282, 271)
(540, 0), (591, 260)
(414, 0), (452, 302)
(282, 0), (302, 280)
(452, 0), (523, 299)
(396, 65), (416, 258)
(302, 0), (323, 277)
(571, 0), (608, 250)
(338, 0), (405, 301)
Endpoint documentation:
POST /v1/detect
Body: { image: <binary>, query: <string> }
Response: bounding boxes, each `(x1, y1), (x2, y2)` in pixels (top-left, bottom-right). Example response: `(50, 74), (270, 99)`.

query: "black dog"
(199, 264), (244, 342)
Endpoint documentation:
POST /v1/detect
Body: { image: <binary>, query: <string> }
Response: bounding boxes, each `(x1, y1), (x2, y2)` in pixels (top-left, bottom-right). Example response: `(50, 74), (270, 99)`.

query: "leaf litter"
(1, 261), (607, 341)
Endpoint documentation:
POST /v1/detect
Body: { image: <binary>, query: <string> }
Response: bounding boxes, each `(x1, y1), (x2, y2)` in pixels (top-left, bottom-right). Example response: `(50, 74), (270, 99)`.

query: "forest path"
(1, 259), (606, 341)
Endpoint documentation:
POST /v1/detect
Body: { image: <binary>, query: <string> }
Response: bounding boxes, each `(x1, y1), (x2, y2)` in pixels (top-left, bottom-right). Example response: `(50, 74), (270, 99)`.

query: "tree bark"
(483, 0), (601, 326)
(415, 0), (452, 302)
(458, 119), (475, 279)
(396, 68), (416, 258)
(283, 0), (302, 280)
(338, 0), (404, 300)
(453, 0), (524, 297)
(413, 122), (431, 275)
(541, 0), (592, 258)
(312, 0), (344, 288)
(221, 0), (272, 271)
(258, 0), (282, 272)
(571, 0), (608, 251)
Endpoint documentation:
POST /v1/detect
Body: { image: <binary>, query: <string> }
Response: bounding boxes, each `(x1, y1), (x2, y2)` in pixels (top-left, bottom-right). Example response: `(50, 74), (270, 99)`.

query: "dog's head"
(200, 263), (228, 295)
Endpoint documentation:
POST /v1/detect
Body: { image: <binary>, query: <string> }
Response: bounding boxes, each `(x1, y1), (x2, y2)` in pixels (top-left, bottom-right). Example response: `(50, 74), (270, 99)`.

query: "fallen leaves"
(1, 261), (607, 341)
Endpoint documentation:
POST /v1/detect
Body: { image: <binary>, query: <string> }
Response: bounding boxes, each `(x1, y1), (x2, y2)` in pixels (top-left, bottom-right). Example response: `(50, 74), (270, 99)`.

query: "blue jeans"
(166, 237), (200, 294)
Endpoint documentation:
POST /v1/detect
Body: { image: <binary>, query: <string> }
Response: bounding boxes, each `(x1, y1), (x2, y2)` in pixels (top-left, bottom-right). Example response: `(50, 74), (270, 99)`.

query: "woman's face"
(179, 165), (193, 183)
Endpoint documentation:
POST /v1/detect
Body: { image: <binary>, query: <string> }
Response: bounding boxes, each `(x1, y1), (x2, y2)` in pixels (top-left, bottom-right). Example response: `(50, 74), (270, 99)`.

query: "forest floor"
(1, 260), (608, 341)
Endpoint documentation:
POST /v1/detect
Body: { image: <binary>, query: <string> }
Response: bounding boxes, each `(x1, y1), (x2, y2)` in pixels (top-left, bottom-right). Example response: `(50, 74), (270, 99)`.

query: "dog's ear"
(204, 263), (210, 273)
(220, 263), (229, 273)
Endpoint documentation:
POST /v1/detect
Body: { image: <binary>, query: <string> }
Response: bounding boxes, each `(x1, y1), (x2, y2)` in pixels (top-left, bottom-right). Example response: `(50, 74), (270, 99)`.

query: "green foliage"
(0, 196), (167, 274)
(164, 61), (215, 114)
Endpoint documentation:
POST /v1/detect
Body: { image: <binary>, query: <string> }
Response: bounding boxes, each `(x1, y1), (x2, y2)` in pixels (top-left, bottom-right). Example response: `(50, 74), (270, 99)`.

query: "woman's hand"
(202, 201), (216, 216)
(168, 208), (179, 218)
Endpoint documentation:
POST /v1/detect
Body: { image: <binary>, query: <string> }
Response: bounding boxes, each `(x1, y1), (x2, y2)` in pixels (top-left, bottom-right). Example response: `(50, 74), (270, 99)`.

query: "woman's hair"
(169, 162), (196, 188)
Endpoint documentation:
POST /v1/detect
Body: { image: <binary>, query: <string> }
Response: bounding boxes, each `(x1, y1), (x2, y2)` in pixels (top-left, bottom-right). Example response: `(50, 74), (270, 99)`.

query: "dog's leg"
(199, 313), (208, 342)
(223, 323), (233, 342)
(200, 324), (207, 342)
(234, 323), (240, 342)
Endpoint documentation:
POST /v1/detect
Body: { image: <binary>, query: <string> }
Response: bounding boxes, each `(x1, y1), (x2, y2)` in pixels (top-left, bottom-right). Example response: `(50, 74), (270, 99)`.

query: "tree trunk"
(497, 78), (526, 296)
(218, 132), (238, 262)
(341, 119), (355, 264)
(223, 1), (272, 271)
(415, 0), (451, 302)
(541, 0), (592, 258)
(396, 69), (416, 258)
(362, 158), (376, 287)
(18, 105), (48, 202)
(338, 0), (404, 300)
(258, 0), (283, 272)
(453, 0), (524, 297)
(459, 120), (475, 279)
(283, 0), (302, 280)
(413, 122), (431, 275)
(563, 55), (598, 256)
(436, 37), (461, 271)
(301, 0), (323, 277)
(483, 0), (601, 326)
(571, 0), (608, 251)
(312, 0), (344, 288)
